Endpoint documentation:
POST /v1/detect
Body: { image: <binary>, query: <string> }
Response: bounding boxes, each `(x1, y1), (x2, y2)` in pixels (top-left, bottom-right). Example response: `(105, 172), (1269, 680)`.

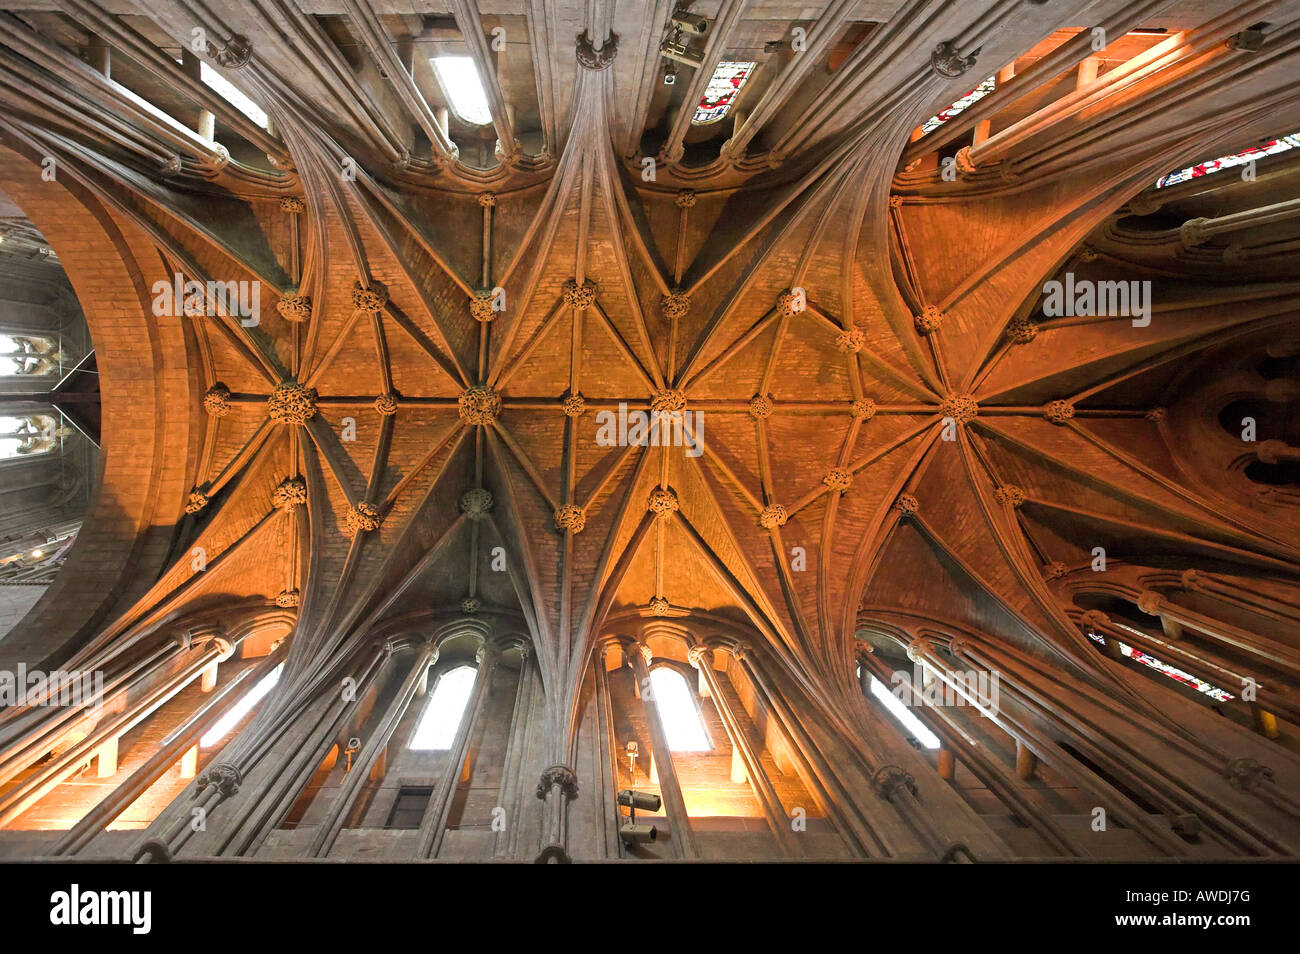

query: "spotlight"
(620, 823), (658, 844)
(616, 789), (661, 848)
(617, 789), (661, 812)
(670, 10), (710, 36)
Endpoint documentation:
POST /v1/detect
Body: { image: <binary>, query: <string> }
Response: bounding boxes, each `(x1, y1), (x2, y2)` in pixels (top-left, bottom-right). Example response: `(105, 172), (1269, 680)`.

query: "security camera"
(617, 789), (662, 812)
(663, 64), (677, 85)
(671, 11), (710, 36)
(620, 823), (658, 844)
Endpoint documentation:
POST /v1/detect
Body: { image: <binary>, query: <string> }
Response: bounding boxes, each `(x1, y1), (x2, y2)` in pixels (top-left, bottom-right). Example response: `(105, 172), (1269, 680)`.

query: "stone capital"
(1078, 609), (1111, 631)
(535, 764), (579, 800)
(1224, 757), (1274, 792)
(1136, 589), (1165, 616)
(196, 762), (242, 798)
(687, 645), (713, 669)
(214, 35), (252, 69)
(1179, 217), (1211, 249)
(931, 40), (979, 78)
(906, 637), (936, 663)
(576, 30), (618, 71)
(476, 641), (501, 668)
(871, 764), (919, 801)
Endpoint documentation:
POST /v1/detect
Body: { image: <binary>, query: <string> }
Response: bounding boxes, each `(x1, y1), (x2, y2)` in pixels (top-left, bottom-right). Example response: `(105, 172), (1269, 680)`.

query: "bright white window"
(869, 674), (941, 749)
(692, 61), (755, 125)
(0, 333), (57, 376)
(648, 667), (710, 751)
(200, 61), (268, 129)
(410, 665), (477, 750)
(430, 56), (493, 126)
(0, 413), (57, 459)
(200, 663), (283, 747)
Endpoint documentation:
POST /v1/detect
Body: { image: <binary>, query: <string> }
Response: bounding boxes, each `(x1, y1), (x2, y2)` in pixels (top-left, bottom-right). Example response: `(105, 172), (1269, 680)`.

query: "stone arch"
(0, 141), (198, 669)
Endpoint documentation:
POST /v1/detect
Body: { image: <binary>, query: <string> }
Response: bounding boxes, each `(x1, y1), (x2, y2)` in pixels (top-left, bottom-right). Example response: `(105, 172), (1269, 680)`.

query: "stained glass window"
(430, 56), (493, 127)
(692, 61), (756, 125)
(1085, 630), (1233, 702)
(868, 674), (941, 749)
(200, 61), (268, 129)
(648, 666), (711, 750)
(410, 665), (477, 750)
(1155, 134), (1300, 188)
(919, 76), (996, 136)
